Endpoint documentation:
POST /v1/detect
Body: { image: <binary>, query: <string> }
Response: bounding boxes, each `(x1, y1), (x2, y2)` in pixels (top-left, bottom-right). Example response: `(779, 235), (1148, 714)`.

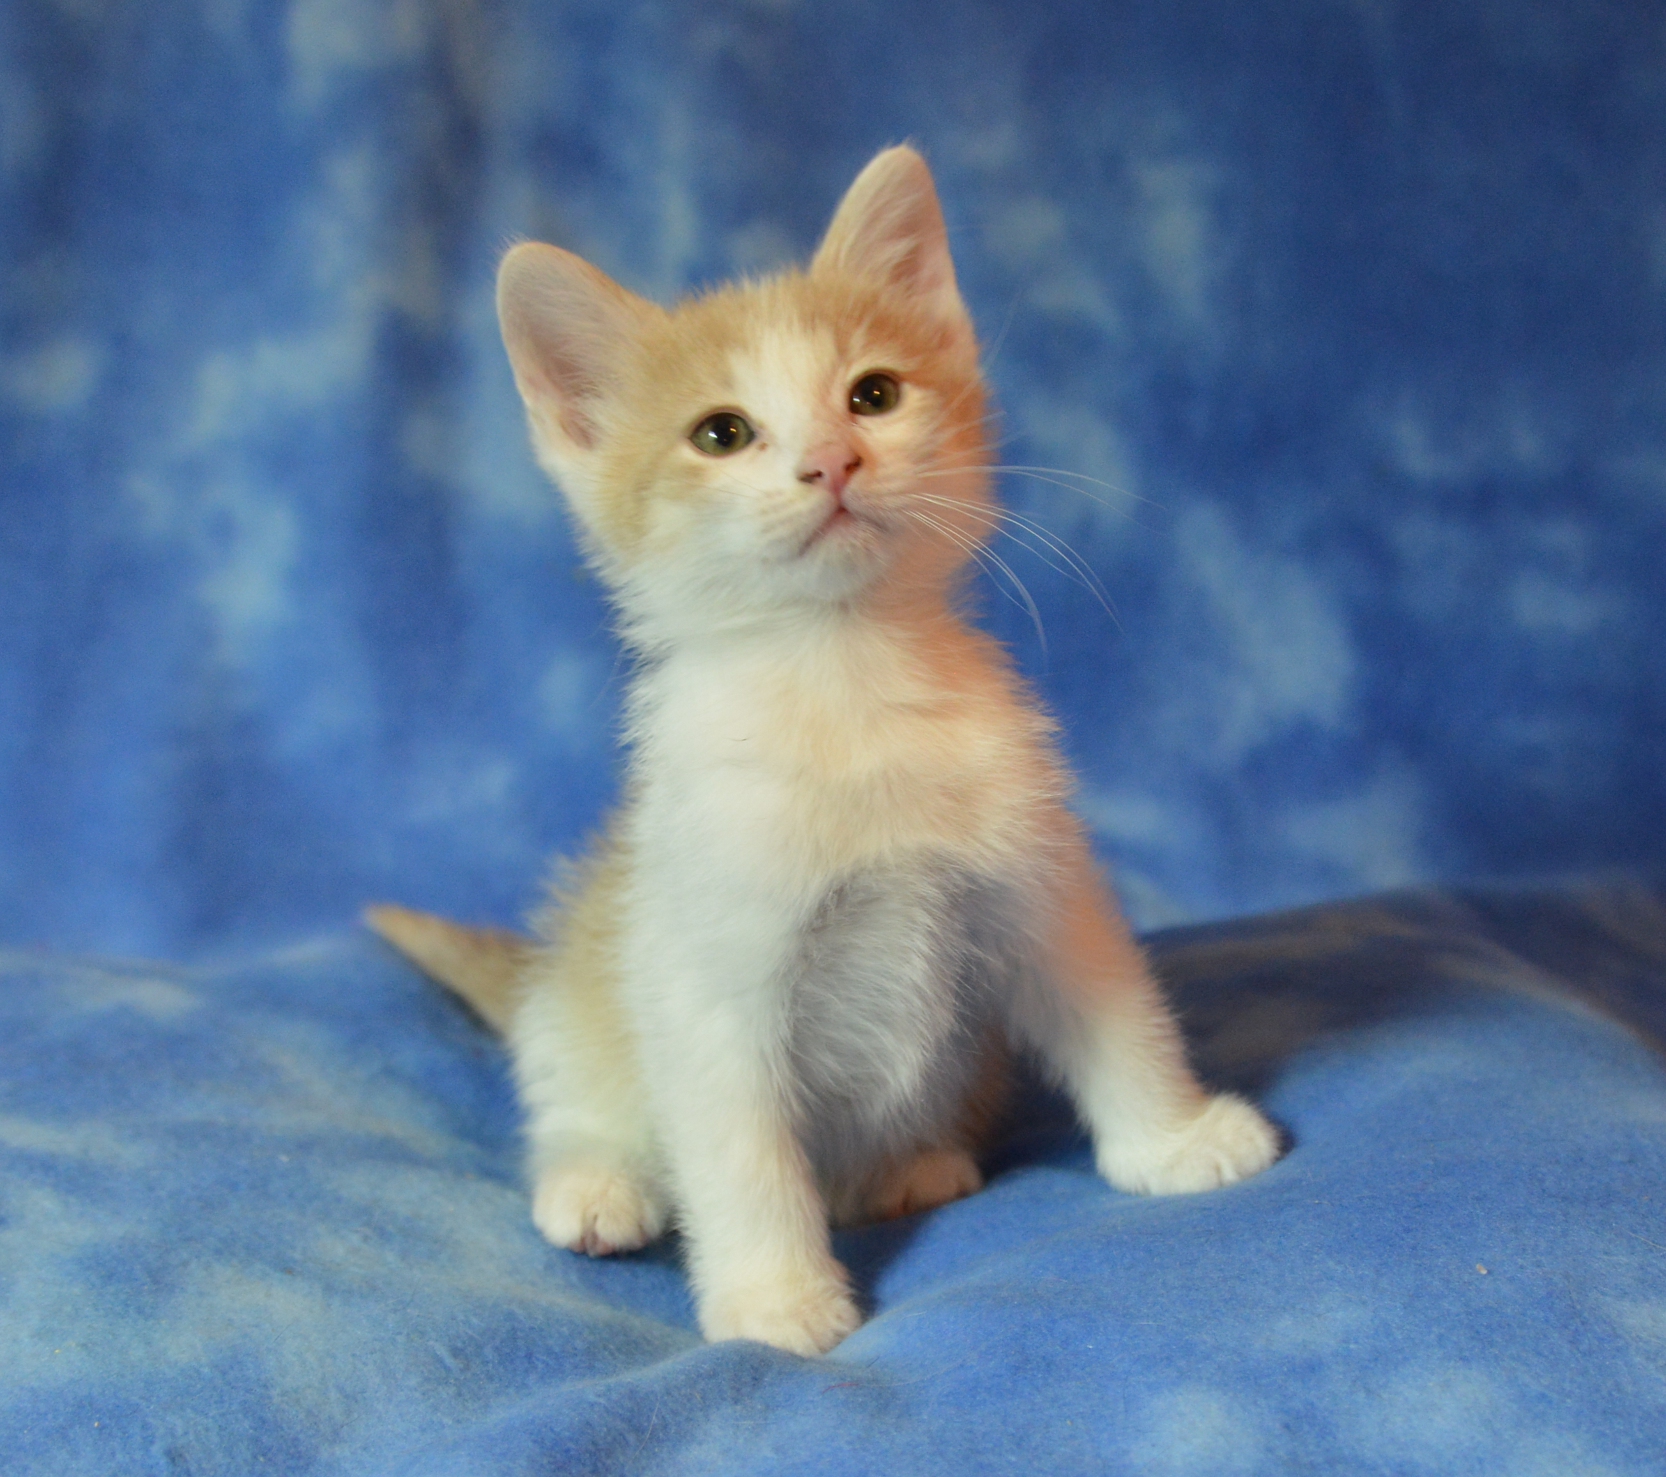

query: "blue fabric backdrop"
(6, 882), (1666, 1474)
(3, 0), (1661, 958)
(4, 4), (1666, 1475)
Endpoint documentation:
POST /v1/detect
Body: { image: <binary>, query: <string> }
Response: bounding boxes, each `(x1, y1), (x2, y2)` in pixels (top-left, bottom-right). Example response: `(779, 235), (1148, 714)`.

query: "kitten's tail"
(363, 904), (527, 1033)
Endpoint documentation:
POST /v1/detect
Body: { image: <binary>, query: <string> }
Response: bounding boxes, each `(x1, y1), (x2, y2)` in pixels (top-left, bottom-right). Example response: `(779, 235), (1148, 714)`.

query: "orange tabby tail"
(363, 904), (527, 1032)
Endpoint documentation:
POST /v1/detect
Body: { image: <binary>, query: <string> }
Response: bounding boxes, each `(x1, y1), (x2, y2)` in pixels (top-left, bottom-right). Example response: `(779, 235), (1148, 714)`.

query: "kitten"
(368, 146), (1280, 1356)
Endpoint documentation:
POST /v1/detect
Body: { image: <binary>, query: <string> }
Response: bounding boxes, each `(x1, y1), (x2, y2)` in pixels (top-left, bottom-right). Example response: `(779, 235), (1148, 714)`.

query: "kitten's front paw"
(532, 1163), (668, 1256)
(1098, 1093), (1281, 1196)
(700, 1263), (862, 1356)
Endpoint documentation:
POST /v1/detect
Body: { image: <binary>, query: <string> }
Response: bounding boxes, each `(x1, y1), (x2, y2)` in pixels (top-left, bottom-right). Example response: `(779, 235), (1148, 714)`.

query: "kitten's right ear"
(496, 243), (656, 471)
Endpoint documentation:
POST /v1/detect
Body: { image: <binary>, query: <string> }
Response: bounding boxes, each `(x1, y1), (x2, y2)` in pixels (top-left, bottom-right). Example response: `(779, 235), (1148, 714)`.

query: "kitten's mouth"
(799, 502), (874, 555)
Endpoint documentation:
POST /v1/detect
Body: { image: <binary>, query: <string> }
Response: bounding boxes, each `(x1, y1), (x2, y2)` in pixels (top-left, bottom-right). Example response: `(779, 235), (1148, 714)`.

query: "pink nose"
(797, 445), (862, 500)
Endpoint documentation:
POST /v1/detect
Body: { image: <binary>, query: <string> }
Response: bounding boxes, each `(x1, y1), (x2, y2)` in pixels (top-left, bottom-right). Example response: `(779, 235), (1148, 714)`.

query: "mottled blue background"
(4, 7), (1666, 1473)
(4, 0), (1660, 957)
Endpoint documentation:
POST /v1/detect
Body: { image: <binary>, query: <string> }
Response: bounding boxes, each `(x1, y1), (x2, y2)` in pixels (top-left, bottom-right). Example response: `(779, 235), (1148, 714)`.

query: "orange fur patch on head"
(581, 269), (987, 570)
(496, 147), (996, 636)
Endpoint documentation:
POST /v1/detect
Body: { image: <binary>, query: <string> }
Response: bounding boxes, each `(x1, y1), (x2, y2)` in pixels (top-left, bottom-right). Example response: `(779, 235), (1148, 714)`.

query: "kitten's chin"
(796, 505), (878, 560)
(788, 510), (899, 601)
(808, 505), (861, 544)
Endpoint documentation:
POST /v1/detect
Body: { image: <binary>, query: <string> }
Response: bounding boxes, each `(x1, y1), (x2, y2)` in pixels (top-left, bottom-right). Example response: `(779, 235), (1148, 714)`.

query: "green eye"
(850, 372), (901, 416)
(689, 411), (755, 456)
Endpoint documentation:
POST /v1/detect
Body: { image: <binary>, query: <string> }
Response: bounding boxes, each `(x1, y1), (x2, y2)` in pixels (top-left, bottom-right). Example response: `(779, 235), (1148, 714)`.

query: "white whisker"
(978, 292), (1024, 380)
(992, 464), (1163, 515)
(907, 491), (1120, 627)
(899, 506), (1047, 653)
(919, 461), (1157, 516)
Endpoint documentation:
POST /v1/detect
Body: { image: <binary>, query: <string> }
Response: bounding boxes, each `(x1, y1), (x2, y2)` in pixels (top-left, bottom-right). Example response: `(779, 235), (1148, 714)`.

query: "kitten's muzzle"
(797, 445), (863, 503)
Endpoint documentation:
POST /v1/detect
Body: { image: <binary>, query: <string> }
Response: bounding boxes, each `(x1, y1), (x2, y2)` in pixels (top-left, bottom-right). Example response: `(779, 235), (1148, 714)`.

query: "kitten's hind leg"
(843, 1037), (1005, 1226)
(863, 1146), (983, 1223)
(1014, 846), (1281, 1196)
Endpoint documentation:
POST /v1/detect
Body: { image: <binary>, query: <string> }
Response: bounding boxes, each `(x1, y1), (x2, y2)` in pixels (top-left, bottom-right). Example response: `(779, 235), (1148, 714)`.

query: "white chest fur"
(616, 616), (1056, 1189)
(626, 615), (1065, 895)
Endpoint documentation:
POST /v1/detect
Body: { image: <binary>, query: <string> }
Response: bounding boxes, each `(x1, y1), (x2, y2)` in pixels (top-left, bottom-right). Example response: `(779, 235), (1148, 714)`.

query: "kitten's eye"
(850, 372), (901, 416)
(689, 411), (755, 456)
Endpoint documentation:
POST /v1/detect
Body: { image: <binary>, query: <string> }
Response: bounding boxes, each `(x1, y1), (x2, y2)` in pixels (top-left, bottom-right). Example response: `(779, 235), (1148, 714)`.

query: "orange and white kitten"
(369, 146), (1280, 1356)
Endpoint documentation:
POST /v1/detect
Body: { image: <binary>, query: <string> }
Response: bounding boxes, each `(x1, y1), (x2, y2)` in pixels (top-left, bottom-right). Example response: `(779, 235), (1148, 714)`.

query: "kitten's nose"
(797, 445), (862, 501)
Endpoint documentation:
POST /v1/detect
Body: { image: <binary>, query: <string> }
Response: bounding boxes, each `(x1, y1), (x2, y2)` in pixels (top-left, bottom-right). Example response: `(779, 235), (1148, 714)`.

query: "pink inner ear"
(813, 147), (968, 329)
(496, 242), (654, 454)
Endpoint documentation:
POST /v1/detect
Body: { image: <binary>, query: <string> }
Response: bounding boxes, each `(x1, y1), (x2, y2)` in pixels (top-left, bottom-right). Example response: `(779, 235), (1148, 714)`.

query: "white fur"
(489, 147), (1282, 1356)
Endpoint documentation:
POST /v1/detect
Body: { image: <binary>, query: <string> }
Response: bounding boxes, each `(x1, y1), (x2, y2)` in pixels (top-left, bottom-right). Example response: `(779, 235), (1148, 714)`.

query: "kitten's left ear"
(812, 146), (971, 338)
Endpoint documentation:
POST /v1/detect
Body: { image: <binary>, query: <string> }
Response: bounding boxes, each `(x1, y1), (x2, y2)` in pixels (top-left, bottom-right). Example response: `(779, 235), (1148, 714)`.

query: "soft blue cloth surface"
(6, 883), (1666, 1474)
(4, 3), (1664, 1472)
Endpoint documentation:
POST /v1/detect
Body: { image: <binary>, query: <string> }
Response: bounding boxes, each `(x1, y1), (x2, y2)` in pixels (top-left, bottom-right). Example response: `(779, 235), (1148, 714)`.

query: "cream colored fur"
(368, 146), (1280, 1357)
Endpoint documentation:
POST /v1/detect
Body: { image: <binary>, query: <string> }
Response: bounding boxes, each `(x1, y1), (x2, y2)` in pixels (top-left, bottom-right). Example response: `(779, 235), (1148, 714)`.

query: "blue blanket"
(6, 883), (1666, 1474)
(4, 1), (1665, 1472)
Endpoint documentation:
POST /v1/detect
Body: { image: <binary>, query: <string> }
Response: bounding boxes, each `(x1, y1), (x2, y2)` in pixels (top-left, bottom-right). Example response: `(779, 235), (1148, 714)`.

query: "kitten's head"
(497, 147), (991, 642)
